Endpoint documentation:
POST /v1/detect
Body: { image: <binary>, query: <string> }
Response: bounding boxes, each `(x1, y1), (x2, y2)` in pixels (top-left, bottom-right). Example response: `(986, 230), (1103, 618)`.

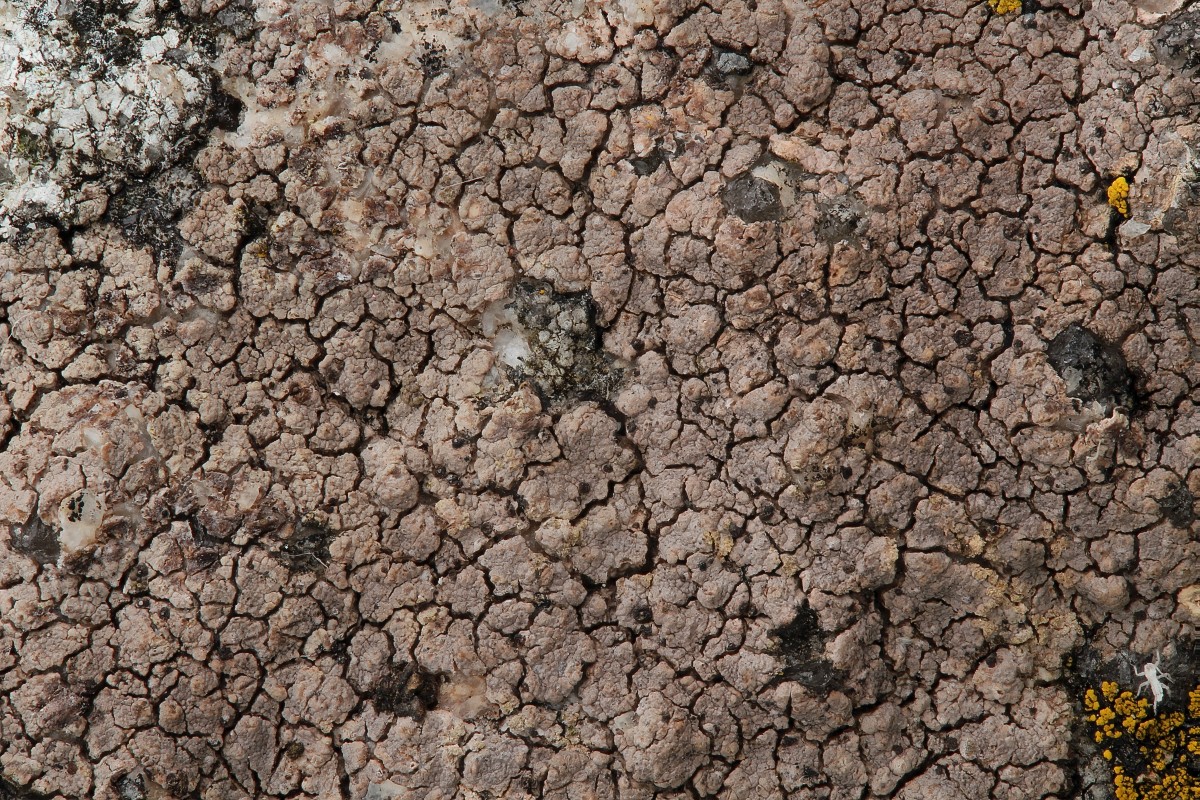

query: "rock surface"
(2, 0), (1200, 798)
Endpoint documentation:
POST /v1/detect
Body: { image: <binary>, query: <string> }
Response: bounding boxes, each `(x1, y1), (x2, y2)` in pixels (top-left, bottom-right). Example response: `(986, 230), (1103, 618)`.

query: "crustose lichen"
(482, 280), (625, 406)
(1109, 176), (1132, 217)
(988, 0), (1023, 14)
(1083, 679), (1200, 800)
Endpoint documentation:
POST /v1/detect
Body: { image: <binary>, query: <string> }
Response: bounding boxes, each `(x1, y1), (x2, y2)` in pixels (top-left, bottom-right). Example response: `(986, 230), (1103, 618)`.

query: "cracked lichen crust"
(2, 0), (1200, 798)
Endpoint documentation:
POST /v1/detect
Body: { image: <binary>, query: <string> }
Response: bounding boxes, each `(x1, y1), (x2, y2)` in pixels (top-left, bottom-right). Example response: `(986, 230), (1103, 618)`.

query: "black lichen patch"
(67, 0), (141, 72)
(207, 85), (245, 133)
(369, 661), (441, 719)
(1158, 480), (1196, 529)
(64, 492), (88, 523)
(769, 604), (844, 692)
(629, 149), (664, 176)
(0, 776), (50, 800)
(1046, 324), (1137, 413)
(107, 167), (201, 257)
(275, 517), (335, 572)
(816, 197), (866, 243)
(9, 510), (60, 565)
(1155, 8), (1200, 73)
(723, 172), (782, 223)
(505, 280), (625, 405)
(418, 43), (448, 76)
(112, 772), (147, 800)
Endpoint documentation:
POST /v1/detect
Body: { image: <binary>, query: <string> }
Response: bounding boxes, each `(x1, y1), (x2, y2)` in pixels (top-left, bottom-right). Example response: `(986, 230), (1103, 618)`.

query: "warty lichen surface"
(1, 0), (1200, 798)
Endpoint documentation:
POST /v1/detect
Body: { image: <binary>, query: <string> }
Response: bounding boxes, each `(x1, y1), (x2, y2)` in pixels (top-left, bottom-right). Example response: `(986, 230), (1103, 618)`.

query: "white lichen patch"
(0, 0), (232, 236)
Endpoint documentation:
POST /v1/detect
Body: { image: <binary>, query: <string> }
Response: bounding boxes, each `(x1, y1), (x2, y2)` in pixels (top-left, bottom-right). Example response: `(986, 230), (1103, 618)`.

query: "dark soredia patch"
(369, 661), (441, 720)
(1158, 480), (1196, 529)
(1046, 324), (1136, 412)
(112, 773), (147, 800)
(502, 280), (624, 405)
(722, 172), (782, 223)
(770, 604), (844, 692)
(816, 197), (866, 243)
(276, 517), (335, 572)
(9, 509), (59, 565)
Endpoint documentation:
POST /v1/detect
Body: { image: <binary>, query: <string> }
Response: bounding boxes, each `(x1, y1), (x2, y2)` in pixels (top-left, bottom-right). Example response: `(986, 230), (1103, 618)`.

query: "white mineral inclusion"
(57, 488), (105, 555)
(481, 300), (532, 371)
(363, 781), (403, 800)
(751, 162), (797, 209)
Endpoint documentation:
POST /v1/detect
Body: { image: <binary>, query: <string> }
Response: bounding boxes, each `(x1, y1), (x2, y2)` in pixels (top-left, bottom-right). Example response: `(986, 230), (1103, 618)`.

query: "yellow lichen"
(987, 0), (1022, 12)
(1082, 675), (1200, 800)
(1108, 176), (1131, 216)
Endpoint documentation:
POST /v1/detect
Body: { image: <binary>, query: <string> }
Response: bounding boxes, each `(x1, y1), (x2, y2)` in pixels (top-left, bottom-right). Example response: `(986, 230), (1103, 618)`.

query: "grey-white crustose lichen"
(0, 0), (242, 237)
